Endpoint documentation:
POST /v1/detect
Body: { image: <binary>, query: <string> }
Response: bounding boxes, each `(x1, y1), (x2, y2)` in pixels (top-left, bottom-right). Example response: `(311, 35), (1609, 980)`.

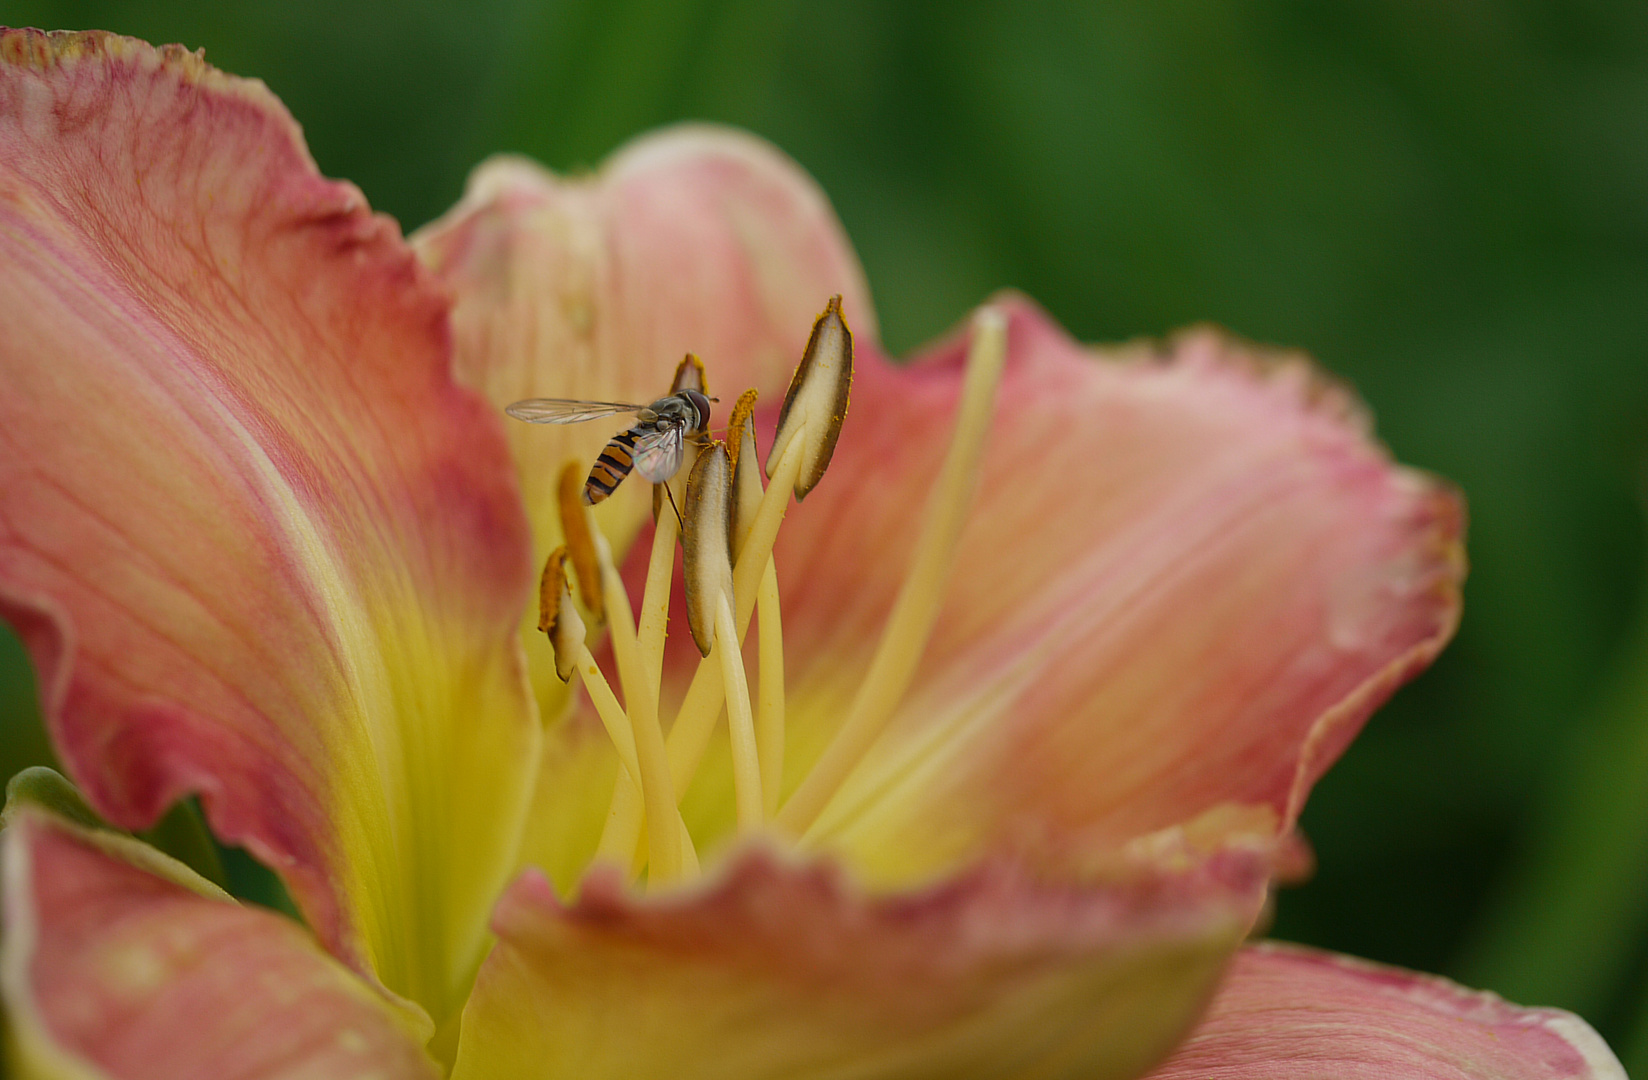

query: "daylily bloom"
(0, 27), (1624, 1080)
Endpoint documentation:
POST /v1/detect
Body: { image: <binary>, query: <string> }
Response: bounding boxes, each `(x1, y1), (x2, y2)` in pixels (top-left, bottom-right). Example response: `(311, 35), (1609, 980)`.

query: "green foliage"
(1, 0), (1645, 1049)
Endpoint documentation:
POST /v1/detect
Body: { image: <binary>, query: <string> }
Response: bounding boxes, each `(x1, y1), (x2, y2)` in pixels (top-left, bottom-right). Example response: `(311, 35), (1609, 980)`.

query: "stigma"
(536, 297), (1007, 889)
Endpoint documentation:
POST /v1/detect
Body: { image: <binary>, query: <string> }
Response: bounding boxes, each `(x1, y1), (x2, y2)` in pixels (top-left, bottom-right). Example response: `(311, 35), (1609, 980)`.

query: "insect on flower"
(505, 388), (715, 504)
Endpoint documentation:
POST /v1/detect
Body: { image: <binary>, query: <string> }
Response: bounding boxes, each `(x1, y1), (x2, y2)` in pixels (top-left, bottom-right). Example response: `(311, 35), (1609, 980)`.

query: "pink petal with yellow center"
(2, 810), (440, 1080)
(413, 129), (875, 702)
(1144, 942), (1625, 1079)
(663, 295), (1461, 884)
(0, 30), (538, 1025)
(451, 847), (1269, 1080)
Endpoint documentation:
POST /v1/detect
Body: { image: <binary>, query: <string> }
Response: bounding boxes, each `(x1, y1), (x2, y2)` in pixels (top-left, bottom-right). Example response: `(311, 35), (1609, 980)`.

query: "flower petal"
(673, 295), (1462, 884)
(451, 847), (1268, 1080)
(412, 127), (874, 702)
(0, 30), (538, 1023)
(1144, 942), (1625, 1079)
(2, 809), (440, 1080)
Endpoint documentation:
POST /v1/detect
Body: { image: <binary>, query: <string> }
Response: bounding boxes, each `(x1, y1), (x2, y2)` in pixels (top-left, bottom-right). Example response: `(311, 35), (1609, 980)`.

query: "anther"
(726, 389), (763, 558)
(728, 390), (787, 815)
(683, 442), (734, 658)
(671, 351), (708, 395)
(766, 295), (852, 499)
(556, 461), (604, 623)
(537, 547), (585, 683)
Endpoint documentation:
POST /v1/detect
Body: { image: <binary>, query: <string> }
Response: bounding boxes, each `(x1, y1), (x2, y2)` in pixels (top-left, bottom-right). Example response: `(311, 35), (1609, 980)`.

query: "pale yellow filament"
(667, 434), (806, 789)
(575, 645), (640, 788)
(579, 645), (697, 880)
(636, 482), (681, 691)
(594, 533), (686, 886)
(595, 771), (645, 871)
(756, 560), (786, 818)
(594, 760), (645, 872)
(715, 593), (763, 830)
(558, 306), (1005, 891)
(776, 311), (1007, 836)
(595, 435), (806, 871)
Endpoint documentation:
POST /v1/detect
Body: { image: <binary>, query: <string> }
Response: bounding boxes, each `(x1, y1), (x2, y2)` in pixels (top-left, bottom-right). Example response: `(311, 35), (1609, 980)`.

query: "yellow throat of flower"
(537, 298), (1008, 890)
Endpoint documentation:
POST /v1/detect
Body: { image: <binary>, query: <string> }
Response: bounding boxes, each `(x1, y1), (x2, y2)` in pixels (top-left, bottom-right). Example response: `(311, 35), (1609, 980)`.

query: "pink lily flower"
(0, 28), (1623, 1080)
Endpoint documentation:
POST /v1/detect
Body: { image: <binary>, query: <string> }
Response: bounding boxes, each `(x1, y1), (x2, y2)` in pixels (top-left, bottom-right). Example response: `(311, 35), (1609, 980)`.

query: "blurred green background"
(3, 0), (1646, 1064)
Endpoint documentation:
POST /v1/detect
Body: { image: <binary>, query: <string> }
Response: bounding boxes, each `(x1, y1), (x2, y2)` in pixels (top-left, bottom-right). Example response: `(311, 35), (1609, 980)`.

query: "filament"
(716, 593), (763, 830)
(636, 480), (681, 693)
(593, 533), (687, 886)
(756, 559), (786, 818)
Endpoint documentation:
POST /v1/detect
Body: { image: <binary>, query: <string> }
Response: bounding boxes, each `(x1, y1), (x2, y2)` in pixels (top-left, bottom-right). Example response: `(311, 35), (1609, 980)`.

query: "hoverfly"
(505, 389), (714, 505)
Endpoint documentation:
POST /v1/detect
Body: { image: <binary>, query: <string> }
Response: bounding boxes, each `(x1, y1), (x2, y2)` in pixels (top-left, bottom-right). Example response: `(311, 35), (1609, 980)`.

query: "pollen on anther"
(767, 295), (852, 499)
(557, 460), (605, 622)
(671, 352), (709, 396)
(538, 547), (585, 683)
(682, 441), (734, 657)
(725, 389), (765, 557)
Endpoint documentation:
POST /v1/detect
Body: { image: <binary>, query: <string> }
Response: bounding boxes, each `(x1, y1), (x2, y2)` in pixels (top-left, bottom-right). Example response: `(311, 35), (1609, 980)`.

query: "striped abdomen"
(583, 428), (640, 505)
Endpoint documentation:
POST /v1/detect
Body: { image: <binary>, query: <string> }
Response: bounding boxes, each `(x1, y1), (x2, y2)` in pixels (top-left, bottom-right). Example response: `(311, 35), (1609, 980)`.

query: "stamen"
(573, 645), (640, 790)
(556, 463), (604, 623)
(592, 530), (689, 886)
(766, 295), (853, 499)
(659, 296), (850, 810)
(730, 390), (786, 816)
(635, 484), (680, 692)
(681, 443), (733, 658)
(594, 771), (699, 881)
(537, 548), (586, 684)
(776, 307), (1008, 836)
(544, 548), (691, 868)
(725, 389), (763, 557)
(756, 561), (786, 818)
(661, 423), (804, 805)
(716, 594), (762, 830)
(594, 772), (645, 872)
(591, 393), (802, 868)
(638, 353), (708, 686)
(596, 298), (852, 871)
(684, 444), (763, 829)
(671, 351), (708, 395)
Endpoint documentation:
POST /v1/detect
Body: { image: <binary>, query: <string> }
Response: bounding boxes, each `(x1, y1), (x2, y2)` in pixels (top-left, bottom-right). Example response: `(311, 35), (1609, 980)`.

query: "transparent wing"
(631, 426), (685, 484)
(504, 398), (646, 424)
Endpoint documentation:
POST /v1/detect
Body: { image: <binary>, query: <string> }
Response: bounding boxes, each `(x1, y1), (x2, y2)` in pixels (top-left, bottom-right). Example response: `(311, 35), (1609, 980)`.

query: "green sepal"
(2, 767), (228, 890)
